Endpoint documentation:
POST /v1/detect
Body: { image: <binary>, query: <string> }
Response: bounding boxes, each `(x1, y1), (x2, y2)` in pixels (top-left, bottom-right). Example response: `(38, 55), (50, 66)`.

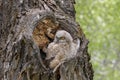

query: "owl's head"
(54, 30), (73, 43)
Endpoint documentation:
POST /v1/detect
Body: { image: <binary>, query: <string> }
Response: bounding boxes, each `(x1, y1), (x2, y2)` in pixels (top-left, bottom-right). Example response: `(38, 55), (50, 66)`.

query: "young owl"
(45, 30), (80, 71)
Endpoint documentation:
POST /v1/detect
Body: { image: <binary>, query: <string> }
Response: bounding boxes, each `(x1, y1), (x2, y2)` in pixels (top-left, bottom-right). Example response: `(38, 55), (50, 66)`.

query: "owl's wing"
(42, 42), (56, 53)
(47, 42), (56, 49)
(73, 38), (80, 49)
(70, 39), (80, 57)
(46, 42), (59, 59)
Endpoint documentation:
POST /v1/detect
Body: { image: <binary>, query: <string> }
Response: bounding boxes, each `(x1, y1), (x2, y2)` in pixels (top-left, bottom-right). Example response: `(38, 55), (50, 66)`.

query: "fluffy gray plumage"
(46, 30), (80, 70)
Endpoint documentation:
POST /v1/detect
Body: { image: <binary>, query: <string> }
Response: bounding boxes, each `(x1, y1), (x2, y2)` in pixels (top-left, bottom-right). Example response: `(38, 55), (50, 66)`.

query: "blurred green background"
(75, 0), (120, 80)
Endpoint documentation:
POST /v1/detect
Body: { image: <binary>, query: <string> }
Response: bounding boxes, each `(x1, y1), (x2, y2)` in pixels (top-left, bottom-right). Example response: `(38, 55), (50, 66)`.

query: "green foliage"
(75, 0), (120, 80)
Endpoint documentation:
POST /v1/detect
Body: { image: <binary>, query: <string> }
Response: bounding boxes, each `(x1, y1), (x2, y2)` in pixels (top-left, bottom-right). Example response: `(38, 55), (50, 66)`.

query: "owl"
(45, 30), (80, 71)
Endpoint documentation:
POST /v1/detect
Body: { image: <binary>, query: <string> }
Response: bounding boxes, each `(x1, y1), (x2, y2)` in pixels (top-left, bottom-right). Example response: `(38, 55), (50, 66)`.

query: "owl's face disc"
(56, 36), (67, 43)
(54, 30), (73, 44)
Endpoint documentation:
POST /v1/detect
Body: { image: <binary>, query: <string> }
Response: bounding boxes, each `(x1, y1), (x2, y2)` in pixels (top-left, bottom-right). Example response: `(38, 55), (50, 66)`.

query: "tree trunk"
(0, 0), (93, 80)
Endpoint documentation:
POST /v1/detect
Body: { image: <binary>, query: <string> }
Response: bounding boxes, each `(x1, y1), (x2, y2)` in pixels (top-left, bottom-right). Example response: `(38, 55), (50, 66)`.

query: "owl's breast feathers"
(46, 42), (70, 59)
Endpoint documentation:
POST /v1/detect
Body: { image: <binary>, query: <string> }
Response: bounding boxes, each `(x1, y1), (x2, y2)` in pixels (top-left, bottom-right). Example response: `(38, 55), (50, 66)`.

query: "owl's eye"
(59, 37), (65, 40)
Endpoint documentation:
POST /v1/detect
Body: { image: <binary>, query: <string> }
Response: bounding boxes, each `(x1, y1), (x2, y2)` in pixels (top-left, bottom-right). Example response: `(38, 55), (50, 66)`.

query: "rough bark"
(0, 0), (93, 80)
